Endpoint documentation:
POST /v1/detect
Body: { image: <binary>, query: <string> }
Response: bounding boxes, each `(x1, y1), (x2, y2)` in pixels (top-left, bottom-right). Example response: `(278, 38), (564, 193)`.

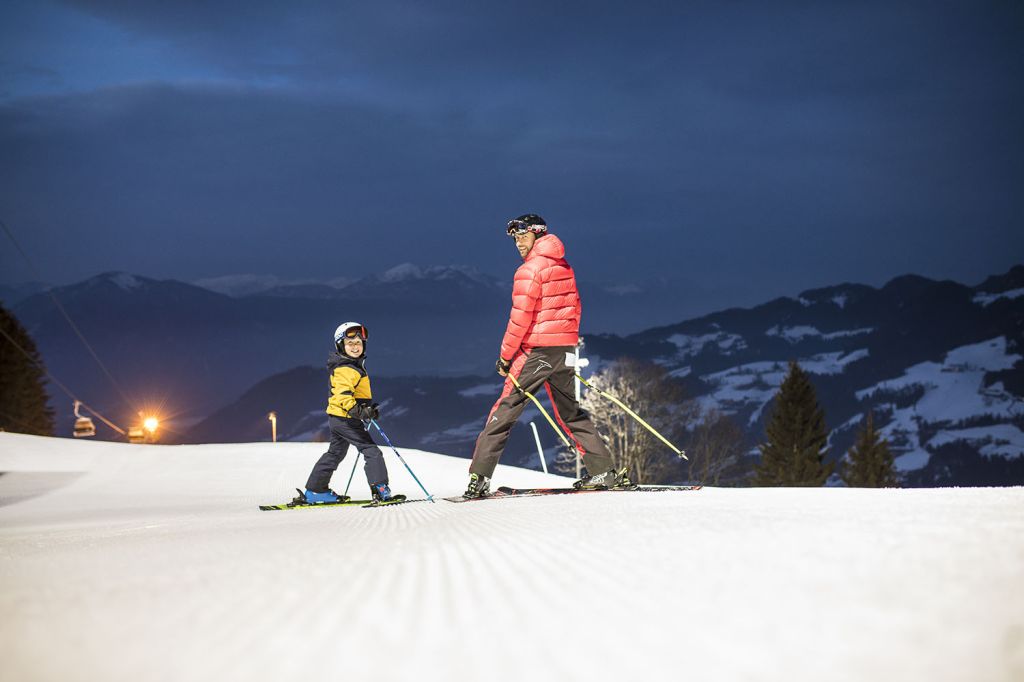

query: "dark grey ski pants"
(305, 416), (388, 493)
(469, 346), (613, 479)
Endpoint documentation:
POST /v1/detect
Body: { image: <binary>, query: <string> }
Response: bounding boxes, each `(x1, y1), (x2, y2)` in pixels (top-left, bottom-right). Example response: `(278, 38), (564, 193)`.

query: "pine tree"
(0, 303), (55, 436)
(754, 360), (832, 486)
(841, 411), (899, 487)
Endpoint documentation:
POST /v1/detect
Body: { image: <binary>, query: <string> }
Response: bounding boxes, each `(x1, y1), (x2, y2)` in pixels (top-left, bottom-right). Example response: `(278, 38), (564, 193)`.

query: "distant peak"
(795, 282), (874, 308)
(380, 263), (424, 282)
(90, 271), (147, 291)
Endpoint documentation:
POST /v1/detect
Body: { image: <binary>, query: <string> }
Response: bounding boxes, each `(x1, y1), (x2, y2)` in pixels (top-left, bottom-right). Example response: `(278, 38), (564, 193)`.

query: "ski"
(443, 485), (701, 503)
(259, 499), (368, 511)
(498, 484), (701, 496)
(442, 489), (517, 504)
(259, 493), (412, 511)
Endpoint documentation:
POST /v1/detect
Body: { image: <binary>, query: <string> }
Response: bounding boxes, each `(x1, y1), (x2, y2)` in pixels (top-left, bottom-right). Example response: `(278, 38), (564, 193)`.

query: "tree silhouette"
(754, 361), (832, 486)
(0, 303), (55, 435)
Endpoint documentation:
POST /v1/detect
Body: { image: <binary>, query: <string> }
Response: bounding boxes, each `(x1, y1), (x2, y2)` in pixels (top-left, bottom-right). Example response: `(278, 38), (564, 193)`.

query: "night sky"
(2, 1), (1022, 314)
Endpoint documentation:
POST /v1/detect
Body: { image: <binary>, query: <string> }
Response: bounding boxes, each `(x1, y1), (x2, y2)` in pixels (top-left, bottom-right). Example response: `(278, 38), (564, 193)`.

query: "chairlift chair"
(72, 401), (96, 438)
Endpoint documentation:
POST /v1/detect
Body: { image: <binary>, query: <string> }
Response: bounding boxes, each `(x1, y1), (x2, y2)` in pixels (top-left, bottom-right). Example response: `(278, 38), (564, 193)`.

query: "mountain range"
(5, 265), (1022, 486)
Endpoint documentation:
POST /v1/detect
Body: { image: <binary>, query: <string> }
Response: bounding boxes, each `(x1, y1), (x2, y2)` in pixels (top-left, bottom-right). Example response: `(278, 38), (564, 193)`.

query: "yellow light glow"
(143, 417), (159, 433)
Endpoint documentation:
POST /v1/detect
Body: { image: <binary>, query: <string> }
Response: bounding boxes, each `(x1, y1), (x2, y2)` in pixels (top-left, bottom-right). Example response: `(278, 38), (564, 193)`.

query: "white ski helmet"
(334, 321), (368, 349)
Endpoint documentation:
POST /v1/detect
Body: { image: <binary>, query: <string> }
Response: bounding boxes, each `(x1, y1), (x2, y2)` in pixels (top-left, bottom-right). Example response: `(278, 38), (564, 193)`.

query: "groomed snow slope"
(0, 432), (1021, 682)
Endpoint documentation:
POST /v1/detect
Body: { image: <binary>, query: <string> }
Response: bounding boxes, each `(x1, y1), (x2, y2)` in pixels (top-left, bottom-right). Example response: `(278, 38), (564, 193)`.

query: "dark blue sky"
(2, 0), (1022, 315)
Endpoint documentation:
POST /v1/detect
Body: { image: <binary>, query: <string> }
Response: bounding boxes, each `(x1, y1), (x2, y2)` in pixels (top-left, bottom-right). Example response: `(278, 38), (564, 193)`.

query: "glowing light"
(143, 417), (159, 433)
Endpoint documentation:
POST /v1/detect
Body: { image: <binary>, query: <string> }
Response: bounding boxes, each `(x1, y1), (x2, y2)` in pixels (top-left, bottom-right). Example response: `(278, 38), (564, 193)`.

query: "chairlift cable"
(1, 219), (138, 413)
(0, 323), (126, 435)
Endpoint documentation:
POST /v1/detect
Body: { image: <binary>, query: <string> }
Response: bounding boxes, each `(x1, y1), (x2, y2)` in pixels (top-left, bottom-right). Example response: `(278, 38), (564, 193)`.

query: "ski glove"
(496, 357), (511, 377)
(352, 403), (380, 421)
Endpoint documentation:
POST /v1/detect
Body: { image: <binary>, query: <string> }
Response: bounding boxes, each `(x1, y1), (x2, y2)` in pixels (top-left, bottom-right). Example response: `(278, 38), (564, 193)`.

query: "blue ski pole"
(342, 449), (361, 498)
(369, 419), (434, 503)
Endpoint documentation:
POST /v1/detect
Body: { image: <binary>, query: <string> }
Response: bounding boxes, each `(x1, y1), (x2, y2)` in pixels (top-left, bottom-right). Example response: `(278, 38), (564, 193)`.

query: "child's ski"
(259, 492), (412, 511)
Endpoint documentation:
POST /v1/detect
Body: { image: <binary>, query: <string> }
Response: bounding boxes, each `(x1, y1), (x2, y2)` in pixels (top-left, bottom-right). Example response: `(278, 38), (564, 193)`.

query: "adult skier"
(463, 214), (627, 498)
(299, 322), (402, 504)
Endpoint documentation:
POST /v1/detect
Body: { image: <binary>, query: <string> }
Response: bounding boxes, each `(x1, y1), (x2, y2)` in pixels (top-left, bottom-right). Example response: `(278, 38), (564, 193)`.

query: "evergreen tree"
(841, 411), (899, 487)
(0, 303), (55, 436)
(754, 360), (832, 486)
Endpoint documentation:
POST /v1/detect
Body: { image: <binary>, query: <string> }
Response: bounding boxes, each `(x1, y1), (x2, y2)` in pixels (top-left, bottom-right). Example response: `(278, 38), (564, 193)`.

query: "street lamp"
(268, 411), (277, 443)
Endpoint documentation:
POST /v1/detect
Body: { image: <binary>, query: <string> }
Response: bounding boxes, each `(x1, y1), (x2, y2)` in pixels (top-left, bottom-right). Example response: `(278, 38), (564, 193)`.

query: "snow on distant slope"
(974, 287), (1024, 306)
(765, 325), (874, 342)
(666, 330), (747, 359)
(0, 433), (1021, 682)
(698, 350), (870, 424)
(856, 337), (1024, 470)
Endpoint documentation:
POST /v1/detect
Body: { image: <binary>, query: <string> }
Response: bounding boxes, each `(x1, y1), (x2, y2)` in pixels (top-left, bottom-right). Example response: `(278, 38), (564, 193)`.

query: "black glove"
(496, 357), (511, 376)
(352, 403), (380, 421)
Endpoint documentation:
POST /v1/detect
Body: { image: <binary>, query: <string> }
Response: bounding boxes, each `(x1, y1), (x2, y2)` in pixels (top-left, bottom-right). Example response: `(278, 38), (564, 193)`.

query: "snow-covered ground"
(1, 432), (1022, 682)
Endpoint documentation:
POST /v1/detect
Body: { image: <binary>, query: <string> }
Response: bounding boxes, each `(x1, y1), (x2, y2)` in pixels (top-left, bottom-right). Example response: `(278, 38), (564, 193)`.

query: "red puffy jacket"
(500, 234), (582, 360)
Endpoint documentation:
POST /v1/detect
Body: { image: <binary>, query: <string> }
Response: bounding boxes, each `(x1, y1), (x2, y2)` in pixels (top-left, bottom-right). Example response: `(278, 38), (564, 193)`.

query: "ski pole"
(575, 373), (688, 460)
(342, 450), (361, 497)
(507, 373), (579, 456)
(368, 419), (435, 503)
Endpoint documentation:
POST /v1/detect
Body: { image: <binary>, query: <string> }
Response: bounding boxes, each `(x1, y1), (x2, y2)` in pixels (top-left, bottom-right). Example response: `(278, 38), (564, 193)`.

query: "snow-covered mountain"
(583, 267), (1024, 486)
(1, 432), (1021, 682)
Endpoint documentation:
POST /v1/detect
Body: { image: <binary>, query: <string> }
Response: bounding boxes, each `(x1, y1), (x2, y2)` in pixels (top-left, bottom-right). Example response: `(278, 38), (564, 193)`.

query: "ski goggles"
(506, 219), (545, 236)
(340, 326), (368, 341)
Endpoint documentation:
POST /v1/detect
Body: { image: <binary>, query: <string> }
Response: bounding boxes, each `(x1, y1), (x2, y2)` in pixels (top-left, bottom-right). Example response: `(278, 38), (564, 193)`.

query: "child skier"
(298, 321), (402, 505)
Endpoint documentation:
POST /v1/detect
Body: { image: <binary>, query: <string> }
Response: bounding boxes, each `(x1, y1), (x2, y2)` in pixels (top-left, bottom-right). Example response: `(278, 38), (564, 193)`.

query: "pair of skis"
(443, 484), (702, 504)
(260, 493), (419, 509)
(261, 484), (702, 509)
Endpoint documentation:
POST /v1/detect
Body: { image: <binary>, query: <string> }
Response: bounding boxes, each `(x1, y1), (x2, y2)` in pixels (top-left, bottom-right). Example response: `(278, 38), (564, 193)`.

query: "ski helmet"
(506, 213), (548, 237)
(334, 321), (368, 350)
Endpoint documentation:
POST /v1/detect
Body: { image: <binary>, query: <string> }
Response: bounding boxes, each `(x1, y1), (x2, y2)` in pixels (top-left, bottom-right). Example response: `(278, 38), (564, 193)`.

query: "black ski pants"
(305, 416), (388, 493)
(469, 346), (613, 479)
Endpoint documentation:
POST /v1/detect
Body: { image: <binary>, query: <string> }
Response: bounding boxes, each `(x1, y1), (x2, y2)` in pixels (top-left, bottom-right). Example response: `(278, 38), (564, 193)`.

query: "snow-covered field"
(1, 432), (1022, 682)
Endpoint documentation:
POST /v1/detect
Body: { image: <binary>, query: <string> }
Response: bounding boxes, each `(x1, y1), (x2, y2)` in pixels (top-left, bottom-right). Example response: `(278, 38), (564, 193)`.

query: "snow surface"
(1, 433), (1022, 682)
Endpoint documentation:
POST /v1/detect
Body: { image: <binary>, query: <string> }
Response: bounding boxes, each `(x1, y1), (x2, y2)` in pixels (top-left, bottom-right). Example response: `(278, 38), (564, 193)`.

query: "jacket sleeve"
(499, 264), (543, 360)
(330, 366), (362, 415)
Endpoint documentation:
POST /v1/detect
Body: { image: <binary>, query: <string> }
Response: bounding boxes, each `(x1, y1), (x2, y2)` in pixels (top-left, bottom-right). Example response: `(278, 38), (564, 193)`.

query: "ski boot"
(371, 482), (394, 502)
(463, 473), (491, 499)
(298, 488), (349, 505)
(370, 482), (406, 504)
(573, 467), (632, 490)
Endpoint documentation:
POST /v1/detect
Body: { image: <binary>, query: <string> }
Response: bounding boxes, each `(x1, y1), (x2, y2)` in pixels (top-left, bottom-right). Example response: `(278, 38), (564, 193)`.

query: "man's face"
(513, 231), (537, 259)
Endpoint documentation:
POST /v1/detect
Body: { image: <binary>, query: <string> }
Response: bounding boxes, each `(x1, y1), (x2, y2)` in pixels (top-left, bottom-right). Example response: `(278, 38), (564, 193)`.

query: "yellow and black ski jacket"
(325, 352), (373, 418)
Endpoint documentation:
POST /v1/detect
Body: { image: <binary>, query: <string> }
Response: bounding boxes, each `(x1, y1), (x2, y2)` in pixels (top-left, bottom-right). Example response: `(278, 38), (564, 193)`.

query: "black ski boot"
(463, 473), (491, 498)
(573, 467), (632, 490)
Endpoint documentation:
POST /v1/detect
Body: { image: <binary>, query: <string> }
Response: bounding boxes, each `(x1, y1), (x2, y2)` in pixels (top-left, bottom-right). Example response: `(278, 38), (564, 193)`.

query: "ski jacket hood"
(499, 233), (581, 360)
(327, 351), (365, 372)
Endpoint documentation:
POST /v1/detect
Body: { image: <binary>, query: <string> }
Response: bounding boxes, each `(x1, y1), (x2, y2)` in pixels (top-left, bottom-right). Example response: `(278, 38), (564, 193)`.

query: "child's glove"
(352, 403), (381, 421)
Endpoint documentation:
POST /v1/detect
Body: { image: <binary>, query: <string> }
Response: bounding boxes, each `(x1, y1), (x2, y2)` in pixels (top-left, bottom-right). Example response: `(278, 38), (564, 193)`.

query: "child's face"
(342, 337), (364, 357)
